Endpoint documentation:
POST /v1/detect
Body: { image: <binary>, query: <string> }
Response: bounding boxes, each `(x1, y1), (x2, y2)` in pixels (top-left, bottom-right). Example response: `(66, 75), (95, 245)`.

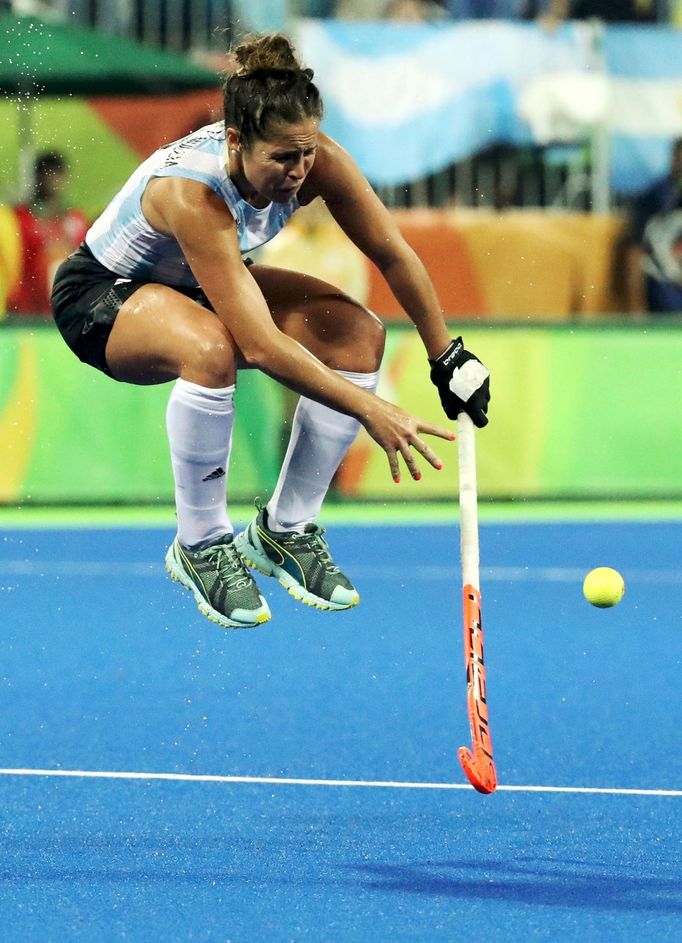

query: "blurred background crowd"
(0, 2), (676, 33)
(3, 0), (682, 323)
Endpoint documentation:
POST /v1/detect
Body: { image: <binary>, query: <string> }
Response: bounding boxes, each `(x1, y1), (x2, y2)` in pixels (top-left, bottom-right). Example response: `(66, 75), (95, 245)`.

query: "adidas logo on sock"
(202, 466), (225, 482)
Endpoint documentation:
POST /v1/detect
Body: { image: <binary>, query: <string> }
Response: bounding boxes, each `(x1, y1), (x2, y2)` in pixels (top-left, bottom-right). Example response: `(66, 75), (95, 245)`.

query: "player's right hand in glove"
(429, 337), (490, 427)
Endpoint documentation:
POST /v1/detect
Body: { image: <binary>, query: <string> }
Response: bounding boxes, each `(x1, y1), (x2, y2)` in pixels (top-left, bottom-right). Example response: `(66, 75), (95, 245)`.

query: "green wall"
(1, 320), (681, 504)
(346, 321), (682, 500)
(0, 323), (285, 503)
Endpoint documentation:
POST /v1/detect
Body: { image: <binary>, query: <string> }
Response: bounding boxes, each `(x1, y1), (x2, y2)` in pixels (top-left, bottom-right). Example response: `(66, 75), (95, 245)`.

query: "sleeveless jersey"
(85, 122), (300, 288)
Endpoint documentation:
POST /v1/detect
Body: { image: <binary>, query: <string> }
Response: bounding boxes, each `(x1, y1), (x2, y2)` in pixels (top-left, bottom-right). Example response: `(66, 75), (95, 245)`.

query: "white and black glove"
(429, 337), (490, 427)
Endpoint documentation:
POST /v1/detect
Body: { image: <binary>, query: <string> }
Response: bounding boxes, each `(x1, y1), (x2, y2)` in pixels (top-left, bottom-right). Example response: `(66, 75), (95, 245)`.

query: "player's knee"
(188, 328), (237, 386)
(362, 307), (386, 365)
(343, 304), (385, 372)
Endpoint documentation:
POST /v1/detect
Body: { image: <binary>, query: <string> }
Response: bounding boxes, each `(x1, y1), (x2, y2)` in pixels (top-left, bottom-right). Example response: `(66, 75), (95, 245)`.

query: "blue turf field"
(0, 520), (680, 941)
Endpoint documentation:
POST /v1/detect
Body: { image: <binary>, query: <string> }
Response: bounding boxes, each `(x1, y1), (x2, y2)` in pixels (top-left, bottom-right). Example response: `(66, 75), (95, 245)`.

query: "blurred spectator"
(335, 0), (450, 17)
(524, 0), (659, 22)
(448, 1), (529, 16)
(384, 0), (450, 18)
(445, 1), (662, 20)
(8, 151), (89, 317)
(0, 204), (21, 320)
(334, 0), (395, 16)
(571, 0), (658, 20)
(626, 138), (682, 314)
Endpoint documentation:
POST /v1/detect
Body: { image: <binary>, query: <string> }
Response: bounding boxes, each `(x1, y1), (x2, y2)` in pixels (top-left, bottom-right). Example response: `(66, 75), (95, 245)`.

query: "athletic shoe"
(234, 502), (359, 611)
(165, 534), (271, 629)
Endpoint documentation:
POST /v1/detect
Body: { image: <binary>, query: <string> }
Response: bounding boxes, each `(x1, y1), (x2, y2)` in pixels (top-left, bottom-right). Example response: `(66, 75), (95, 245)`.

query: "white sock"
(266, 369), (380, 533)
(166, 378), (235, 548)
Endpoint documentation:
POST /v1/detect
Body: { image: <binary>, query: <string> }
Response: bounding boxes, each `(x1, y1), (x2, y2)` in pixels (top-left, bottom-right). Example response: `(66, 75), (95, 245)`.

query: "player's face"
(230, 119), (319, 205)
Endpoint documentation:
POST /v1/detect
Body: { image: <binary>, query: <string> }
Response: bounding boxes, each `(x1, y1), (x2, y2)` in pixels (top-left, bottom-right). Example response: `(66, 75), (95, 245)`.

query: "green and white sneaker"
(165, 534), (271, 629)
(234, 502), (359, 611)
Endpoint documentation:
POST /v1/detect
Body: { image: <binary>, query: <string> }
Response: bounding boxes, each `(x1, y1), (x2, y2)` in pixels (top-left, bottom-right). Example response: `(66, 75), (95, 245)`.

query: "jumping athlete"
(51, 33), (490, 630)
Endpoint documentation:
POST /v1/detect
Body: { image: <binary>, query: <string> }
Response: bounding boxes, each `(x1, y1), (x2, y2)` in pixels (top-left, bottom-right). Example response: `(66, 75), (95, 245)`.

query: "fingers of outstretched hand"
(399, 442), (422, 481)
(368, 404), (455, 482)
(408, 434), (443, 472)
(394, 424), (454, 481)
(416, 420), (456, 442)
(386, 448), (401, 483)
(385, 442), (423, 482)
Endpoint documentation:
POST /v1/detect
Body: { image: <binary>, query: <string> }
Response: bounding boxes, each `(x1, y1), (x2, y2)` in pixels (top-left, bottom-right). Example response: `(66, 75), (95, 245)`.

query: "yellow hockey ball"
(583, 567), (625, 608)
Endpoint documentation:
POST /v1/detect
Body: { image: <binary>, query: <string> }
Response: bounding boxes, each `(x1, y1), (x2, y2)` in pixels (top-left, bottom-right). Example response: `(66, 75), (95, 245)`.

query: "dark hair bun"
(223, 33), (323, 145)
(234, 34), (300, 75)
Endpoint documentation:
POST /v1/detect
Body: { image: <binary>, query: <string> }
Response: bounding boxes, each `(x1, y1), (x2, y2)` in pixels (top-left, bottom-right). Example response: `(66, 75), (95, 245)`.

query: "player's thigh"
(105, 284), (237, 386)
(249, 263), (385, 371)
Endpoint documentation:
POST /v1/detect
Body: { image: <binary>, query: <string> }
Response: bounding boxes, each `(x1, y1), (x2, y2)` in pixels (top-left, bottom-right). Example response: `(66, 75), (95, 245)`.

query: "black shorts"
(51, 243), (214, 378)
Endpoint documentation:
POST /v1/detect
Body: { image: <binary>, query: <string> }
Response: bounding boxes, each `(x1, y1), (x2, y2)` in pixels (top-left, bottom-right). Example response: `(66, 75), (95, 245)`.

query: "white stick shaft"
(457, 413), (479, 591)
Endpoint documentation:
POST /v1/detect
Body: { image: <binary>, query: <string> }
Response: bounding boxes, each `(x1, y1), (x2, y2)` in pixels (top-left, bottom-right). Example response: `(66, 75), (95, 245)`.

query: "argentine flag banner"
(605, 26), (682, 194)
(297, 20), (682, 196)
(297, 20), (592, 187)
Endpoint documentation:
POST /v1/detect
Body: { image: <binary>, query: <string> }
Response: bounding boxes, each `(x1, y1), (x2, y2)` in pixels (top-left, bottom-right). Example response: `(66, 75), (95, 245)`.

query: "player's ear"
(226, 127), (242, 153)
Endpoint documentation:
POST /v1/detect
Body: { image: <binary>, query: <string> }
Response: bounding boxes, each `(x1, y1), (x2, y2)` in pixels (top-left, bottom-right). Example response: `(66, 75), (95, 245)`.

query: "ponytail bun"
(234, 34), (300, 76)
(223, 33), (323, 146)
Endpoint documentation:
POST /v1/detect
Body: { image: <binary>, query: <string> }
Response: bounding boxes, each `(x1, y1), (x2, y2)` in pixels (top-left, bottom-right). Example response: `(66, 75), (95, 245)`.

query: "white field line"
(0, 767), (679, 797)
(1, 560), (682, 584)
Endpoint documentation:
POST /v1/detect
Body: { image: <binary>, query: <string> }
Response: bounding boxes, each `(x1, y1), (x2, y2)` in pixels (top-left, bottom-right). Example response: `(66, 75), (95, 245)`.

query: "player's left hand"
(429, 337), (490, 427)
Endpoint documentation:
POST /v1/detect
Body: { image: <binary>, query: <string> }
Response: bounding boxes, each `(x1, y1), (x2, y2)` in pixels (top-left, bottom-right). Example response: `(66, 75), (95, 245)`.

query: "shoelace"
(205, 543), (253, 591)
(289, 529), (340, 575)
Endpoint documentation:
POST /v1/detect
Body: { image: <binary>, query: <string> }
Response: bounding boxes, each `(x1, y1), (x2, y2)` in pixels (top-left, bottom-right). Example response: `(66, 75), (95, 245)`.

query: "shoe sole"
(164, 543), (270, 630)
(234, 530), (359, 612)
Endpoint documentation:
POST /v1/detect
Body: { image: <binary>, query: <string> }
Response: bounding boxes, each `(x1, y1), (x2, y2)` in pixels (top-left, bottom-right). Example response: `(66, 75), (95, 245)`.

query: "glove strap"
(429, 337), (463, 369)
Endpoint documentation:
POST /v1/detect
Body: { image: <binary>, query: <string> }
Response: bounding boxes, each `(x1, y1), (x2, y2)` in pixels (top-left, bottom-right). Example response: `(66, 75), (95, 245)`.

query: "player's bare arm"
(301, 135), (491, 428)
(301, 134), (452, 360)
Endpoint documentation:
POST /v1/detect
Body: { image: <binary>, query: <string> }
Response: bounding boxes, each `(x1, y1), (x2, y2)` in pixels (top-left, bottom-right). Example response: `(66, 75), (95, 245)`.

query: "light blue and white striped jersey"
(85, 122), (300, 288)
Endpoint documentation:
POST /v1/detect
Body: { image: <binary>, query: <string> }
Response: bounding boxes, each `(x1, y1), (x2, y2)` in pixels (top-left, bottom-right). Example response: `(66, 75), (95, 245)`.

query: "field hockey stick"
(457, 412), (497, 794)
